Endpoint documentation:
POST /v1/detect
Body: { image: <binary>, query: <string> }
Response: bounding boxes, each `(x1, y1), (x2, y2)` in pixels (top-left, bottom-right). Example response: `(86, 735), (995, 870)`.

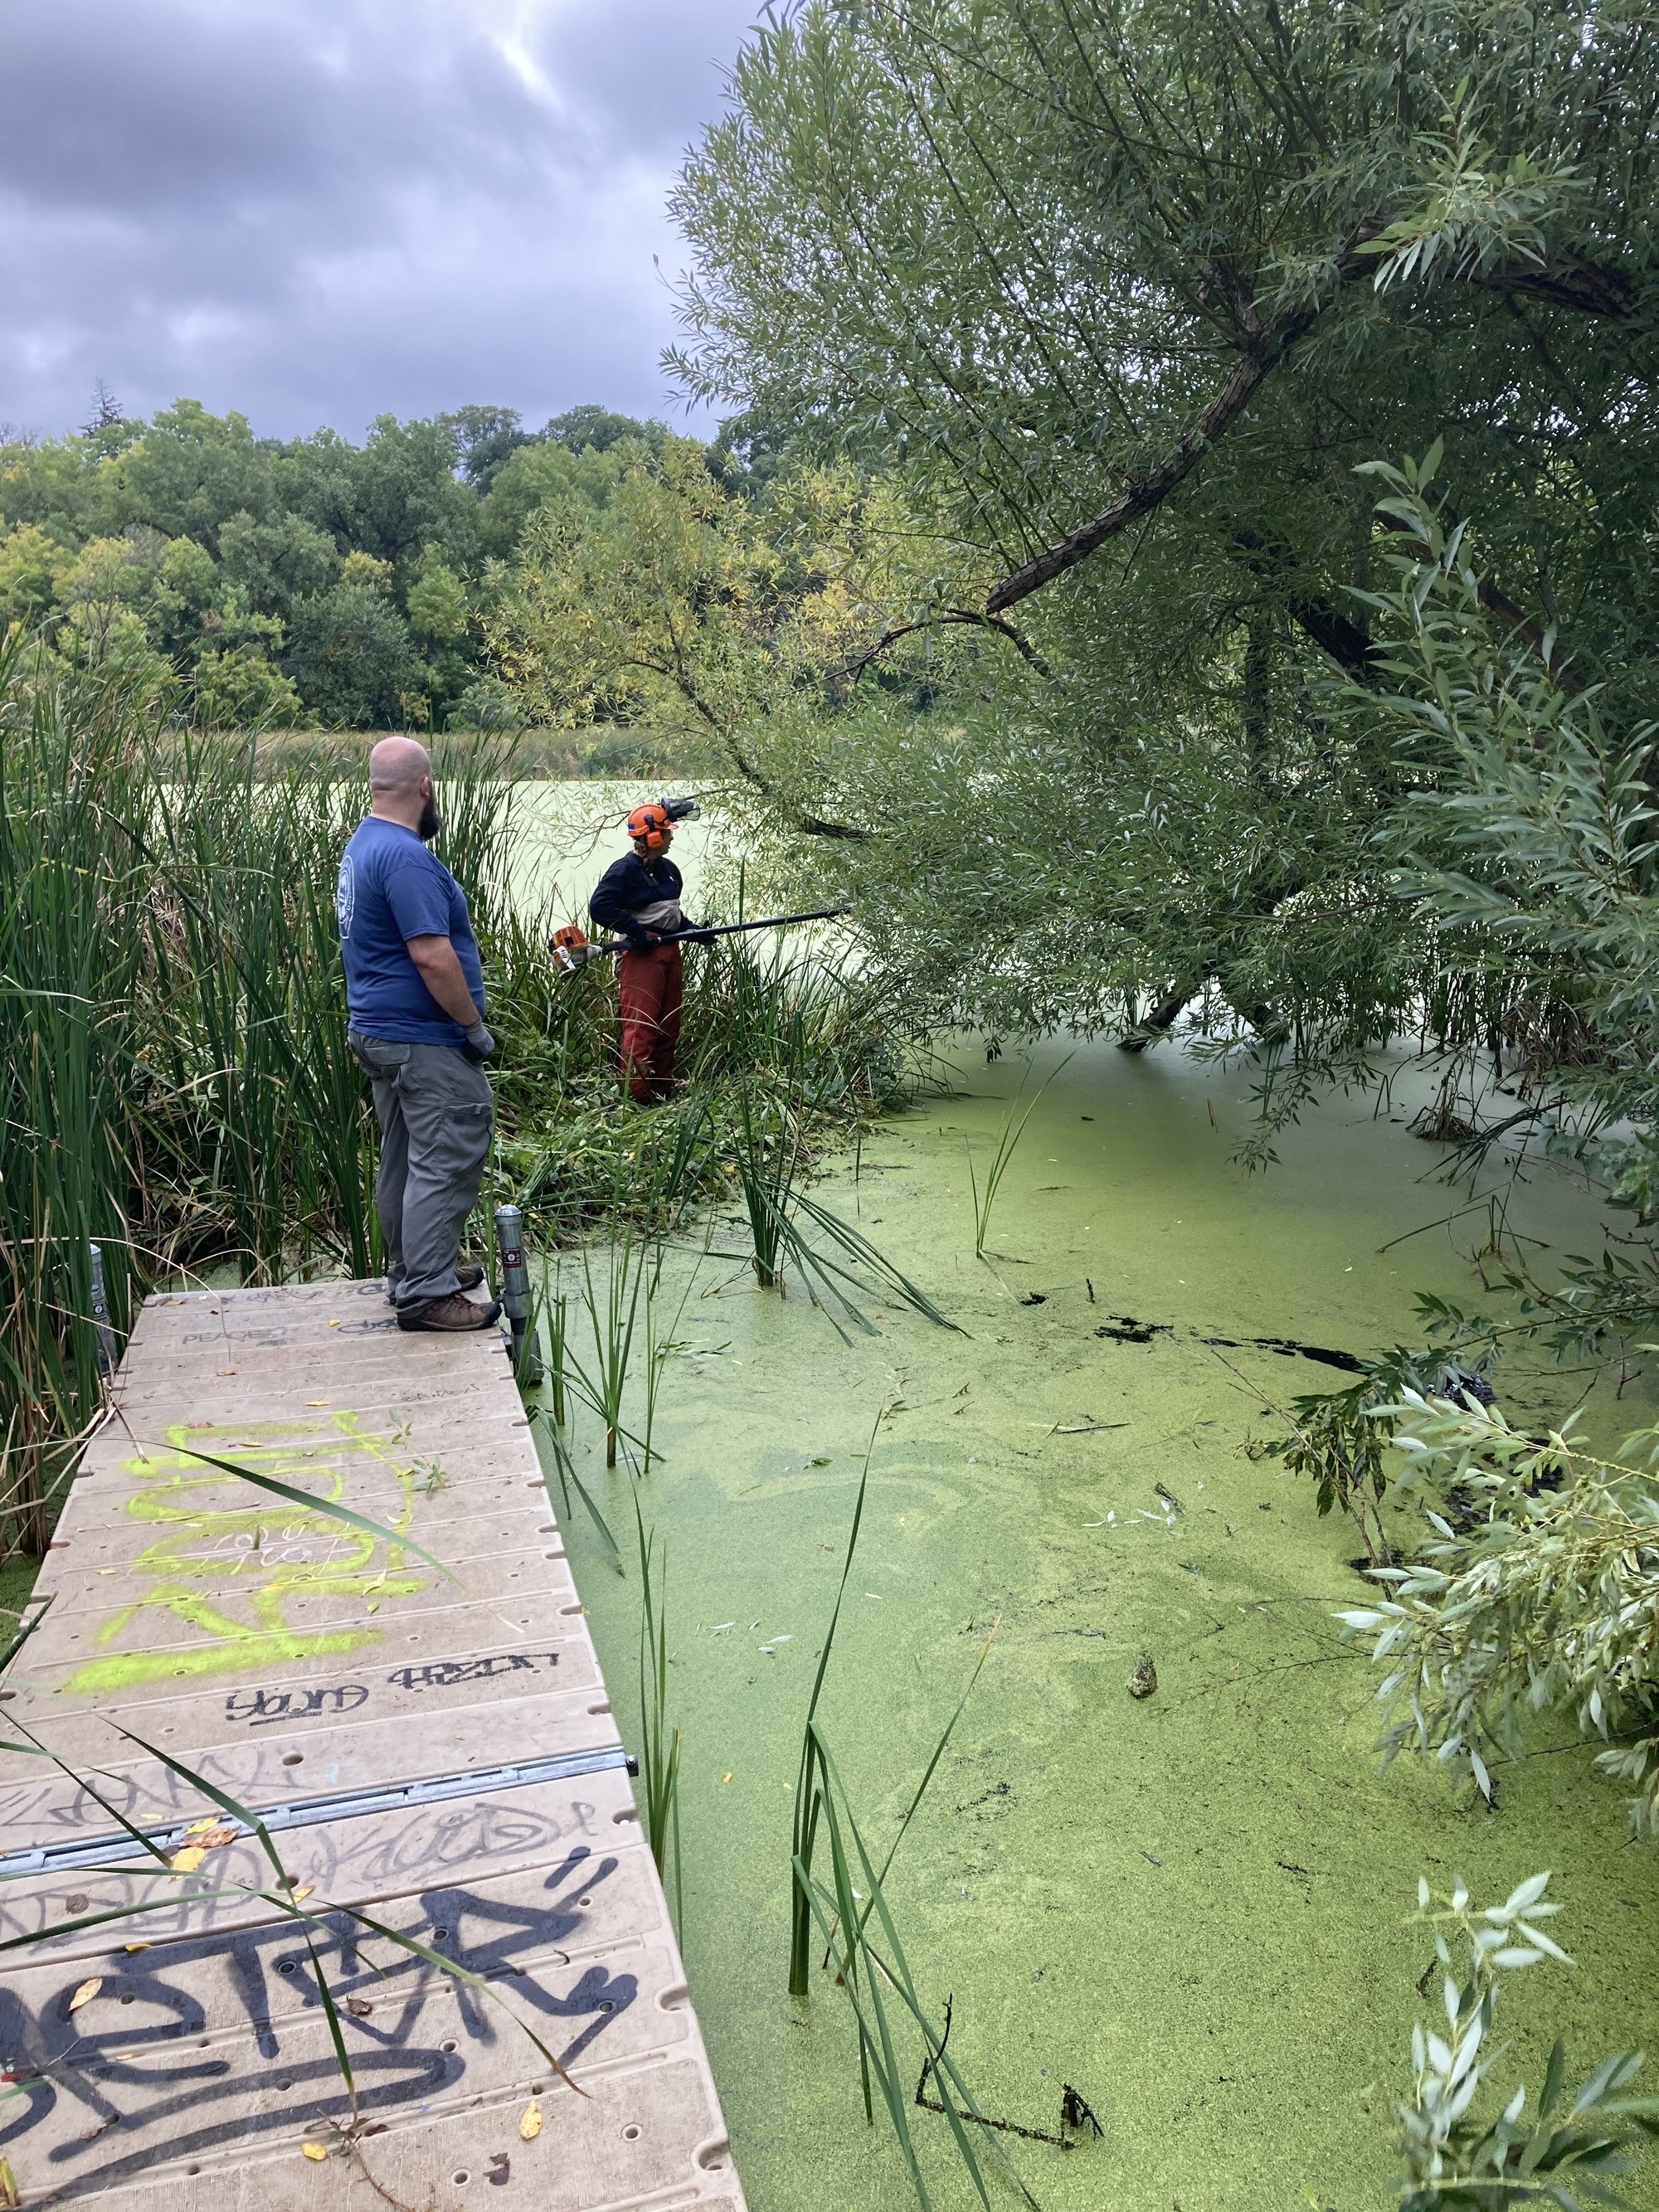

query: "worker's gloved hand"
(463, 1022), (497, 1062)
(682, 926), (717, 946)
(625, 931), (659, 955)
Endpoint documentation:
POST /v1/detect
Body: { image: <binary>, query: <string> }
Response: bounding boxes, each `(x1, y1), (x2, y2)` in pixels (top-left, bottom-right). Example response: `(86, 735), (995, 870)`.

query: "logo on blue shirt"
(337, 854), (357, 941)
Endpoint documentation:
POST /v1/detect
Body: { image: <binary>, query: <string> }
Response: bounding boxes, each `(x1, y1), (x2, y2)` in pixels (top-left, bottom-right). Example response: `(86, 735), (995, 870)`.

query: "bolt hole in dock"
(621, 2126), (641, 2144)
(562, 1025), (1659, 2211)
(280, 1753), (302, 1766)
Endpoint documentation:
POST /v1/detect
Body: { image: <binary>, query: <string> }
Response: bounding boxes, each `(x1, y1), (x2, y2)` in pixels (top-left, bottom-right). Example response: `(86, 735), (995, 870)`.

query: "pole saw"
(550, 907), (851, 975)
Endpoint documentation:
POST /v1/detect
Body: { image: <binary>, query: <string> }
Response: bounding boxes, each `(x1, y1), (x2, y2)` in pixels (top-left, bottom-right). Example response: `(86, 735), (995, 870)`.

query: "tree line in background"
(0, 395), (769, 734)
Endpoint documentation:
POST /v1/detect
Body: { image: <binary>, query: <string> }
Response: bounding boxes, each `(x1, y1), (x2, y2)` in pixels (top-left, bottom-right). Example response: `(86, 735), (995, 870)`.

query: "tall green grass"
(633, 1496), (684, 1932)
(967, 1054), (1073, 1262)
(788, 1417), (1028, 2210)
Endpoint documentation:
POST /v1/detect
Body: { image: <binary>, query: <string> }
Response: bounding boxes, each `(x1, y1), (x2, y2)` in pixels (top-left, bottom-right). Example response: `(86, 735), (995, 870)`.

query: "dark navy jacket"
(590, 853), (685, 946)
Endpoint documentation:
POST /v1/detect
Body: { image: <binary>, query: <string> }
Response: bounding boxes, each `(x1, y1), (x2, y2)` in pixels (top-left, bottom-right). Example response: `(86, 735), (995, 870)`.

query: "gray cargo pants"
(348, 1033), (494, 1308)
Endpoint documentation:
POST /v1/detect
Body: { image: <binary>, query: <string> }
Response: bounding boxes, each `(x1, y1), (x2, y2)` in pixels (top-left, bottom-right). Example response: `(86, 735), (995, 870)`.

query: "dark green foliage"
(542, 405), (666, 457)
(218, 508), (340, 614)
(1253, 1344), (1464, 1567)
(664, 0), (1659, 1117)
(284, 581), (421, 728)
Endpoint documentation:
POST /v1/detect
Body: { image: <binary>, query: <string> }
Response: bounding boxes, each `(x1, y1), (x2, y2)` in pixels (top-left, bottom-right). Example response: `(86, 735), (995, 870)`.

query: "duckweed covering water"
(554, 1036), (1659, 2211)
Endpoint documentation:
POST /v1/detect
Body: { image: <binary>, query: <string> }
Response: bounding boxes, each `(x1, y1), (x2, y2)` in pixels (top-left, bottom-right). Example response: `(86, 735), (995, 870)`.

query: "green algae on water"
(550, 1036), (1659, 2212)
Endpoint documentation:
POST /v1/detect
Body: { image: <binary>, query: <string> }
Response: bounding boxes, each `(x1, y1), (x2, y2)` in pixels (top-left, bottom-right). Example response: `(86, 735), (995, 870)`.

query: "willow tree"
(664, 0), (1657, 1065)
(484, 431), (1005, 836)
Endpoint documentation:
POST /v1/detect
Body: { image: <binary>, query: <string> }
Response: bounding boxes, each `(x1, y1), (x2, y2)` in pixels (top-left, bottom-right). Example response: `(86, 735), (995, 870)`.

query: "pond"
(541, 1018), (1659, 2210)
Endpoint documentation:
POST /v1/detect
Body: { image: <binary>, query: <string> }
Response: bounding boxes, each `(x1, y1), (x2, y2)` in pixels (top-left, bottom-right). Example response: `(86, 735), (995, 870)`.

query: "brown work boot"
(397, 1291), (503, 1334)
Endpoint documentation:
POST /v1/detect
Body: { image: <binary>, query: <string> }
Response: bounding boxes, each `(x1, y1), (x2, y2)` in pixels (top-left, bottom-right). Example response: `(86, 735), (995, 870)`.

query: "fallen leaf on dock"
(289, 1884), (314, 1903)
(518, 2104), (542, 2142)
(170, 1846), (207, 1873)
(345, 1998), (373, 2017)
(124, 1942), (150, 1953)
(67, 1977), (102, 2013)
(301, 2142), (328, 2161)
(0, 2156), (19, 2210)
(216, 1369), (236, 1377)
(328, 1319), (342, 1328)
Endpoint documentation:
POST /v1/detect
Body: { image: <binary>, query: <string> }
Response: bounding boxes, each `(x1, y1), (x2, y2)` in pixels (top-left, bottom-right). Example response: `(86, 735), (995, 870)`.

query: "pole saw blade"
(548, 907), (851, 975)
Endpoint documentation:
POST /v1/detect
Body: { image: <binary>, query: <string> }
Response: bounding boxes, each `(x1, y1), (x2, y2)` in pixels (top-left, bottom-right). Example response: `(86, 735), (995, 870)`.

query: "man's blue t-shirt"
(337, 816), (484, 1048)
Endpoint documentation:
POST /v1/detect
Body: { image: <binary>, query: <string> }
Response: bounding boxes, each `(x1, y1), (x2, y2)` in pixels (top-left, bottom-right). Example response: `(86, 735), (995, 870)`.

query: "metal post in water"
(88, 1242), (117, 1382)
(493, 1205), (543, 1384)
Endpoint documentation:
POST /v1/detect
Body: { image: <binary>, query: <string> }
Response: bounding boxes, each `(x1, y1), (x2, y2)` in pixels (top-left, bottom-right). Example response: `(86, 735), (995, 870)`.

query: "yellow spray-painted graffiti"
(63, 1412), (432, 1696)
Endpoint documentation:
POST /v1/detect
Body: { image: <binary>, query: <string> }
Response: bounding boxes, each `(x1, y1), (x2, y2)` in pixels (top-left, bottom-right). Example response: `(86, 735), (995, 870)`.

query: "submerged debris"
(1060, 2084), (1104, 2140)
(1095, 1315), (1171, 1344)
(1126, 1652), (1158, 1699)
(1200, 1331), (1365, 1373)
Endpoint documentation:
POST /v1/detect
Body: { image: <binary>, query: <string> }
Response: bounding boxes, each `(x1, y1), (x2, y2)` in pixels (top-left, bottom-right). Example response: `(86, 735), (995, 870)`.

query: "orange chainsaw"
(550, 907), (851, 975)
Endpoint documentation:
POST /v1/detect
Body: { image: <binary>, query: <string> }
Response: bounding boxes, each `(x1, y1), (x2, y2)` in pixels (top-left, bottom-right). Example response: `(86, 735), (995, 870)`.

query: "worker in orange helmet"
(589, 802), (711, 1103)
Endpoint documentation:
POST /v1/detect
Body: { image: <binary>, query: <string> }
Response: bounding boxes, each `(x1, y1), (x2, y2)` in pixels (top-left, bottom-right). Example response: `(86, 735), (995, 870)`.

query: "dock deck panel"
(0, 1281), (743, 2211)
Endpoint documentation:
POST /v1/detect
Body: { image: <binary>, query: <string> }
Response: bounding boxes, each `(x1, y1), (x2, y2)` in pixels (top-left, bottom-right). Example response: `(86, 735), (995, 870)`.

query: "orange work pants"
(616, 942), (683, 1102)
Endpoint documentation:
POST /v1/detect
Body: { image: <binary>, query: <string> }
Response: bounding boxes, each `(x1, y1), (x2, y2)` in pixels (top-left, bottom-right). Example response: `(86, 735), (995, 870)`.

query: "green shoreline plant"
(1395, 1871), (1658, 2209)
(968, 1056), (1071, 1263)
(1340, 1393), (1659, 1835)
(786, 1415), (1026, 2210)
(633, 1496), (684, 1933)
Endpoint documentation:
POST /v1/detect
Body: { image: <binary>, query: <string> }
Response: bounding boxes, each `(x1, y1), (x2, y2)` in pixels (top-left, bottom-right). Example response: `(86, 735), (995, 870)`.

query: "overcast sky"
(0, 0), (759, 445)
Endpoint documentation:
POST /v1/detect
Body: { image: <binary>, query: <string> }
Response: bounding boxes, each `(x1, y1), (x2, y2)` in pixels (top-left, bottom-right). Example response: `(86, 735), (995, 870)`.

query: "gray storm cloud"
(0, 0), (756, 440)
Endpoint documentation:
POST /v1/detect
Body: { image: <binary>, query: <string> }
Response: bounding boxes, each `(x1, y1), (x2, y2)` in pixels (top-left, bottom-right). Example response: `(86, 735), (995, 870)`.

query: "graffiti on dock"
(222, 1651), (563, 1727)
(64, 1413), (430, 1698)
(0, 1846), (634, 2198)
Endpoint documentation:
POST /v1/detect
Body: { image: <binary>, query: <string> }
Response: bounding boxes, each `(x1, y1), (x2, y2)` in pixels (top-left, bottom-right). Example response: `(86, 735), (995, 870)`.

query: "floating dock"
(0, 1281), (743, 2212)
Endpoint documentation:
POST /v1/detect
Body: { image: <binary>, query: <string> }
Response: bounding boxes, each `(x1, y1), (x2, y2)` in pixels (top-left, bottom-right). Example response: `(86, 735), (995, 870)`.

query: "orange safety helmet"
(626, 800), (672, 852)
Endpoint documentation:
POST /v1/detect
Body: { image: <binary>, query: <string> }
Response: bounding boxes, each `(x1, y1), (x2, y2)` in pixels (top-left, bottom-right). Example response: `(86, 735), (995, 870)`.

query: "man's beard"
(418, 794), (442, 842)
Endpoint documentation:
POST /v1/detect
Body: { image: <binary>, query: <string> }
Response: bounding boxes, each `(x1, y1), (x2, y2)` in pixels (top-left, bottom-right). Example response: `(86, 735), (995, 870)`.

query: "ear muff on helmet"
(626, 801), (670, 852)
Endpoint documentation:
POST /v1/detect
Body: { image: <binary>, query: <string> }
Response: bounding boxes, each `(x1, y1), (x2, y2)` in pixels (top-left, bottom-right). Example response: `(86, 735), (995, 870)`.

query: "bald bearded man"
(338, 737), (503, 1333)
